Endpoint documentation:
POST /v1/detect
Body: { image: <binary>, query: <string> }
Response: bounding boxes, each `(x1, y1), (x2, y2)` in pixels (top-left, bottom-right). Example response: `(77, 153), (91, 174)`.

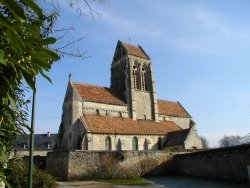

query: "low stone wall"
(173, 144), (250, 182)
(10, 149), (50, 158)
(47, 145), (250, 182)
(47, 150), (175, 180)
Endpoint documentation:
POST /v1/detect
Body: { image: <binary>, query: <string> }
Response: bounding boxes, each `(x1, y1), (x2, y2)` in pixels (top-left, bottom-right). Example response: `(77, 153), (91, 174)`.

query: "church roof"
(81, 114), (181, 135)
(157, 99), (191, 118)
(73, 82), (190, 118)
(73, 82), (126, 105)
(163, 128), (191, 146)
(120, 41), (150, 60)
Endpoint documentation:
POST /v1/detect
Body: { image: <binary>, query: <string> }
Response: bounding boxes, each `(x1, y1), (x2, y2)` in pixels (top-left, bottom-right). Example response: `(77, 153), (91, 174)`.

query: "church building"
(55, 40), (203, 151)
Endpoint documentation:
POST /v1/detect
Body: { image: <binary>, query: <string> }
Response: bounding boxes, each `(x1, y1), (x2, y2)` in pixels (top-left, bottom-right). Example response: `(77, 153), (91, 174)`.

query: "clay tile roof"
(163, 129), (191, 146)
(73, 83), (126, 105)
(81, 114), (181, 135)
(157, 99), (191, 118)
(121, 42), (150, 60)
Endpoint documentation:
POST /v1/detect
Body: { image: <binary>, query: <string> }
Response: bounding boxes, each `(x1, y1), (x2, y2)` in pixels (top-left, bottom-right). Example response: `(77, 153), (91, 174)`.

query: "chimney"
(47, 132), (50, 137)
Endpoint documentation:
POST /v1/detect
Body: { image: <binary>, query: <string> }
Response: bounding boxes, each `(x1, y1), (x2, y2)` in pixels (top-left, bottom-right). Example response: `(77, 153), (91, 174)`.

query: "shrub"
(6, 158), (56, 188)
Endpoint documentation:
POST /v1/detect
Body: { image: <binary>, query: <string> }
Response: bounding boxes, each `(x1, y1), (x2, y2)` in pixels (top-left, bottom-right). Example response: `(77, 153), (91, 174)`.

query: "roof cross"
(68, 73), (72, 81)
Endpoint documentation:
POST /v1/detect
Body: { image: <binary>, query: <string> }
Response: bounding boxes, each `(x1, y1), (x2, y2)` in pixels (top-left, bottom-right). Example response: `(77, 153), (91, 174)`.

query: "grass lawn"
(98, 178), (153, 185)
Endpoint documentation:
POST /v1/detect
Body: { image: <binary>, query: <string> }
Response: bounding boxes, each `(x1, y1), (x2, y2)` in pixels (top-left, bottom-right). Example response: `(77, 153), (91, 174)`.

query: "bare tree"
(200, 136), (209, 149)
(240, 133), (250, 144)
(218, 135), (241, 147)
(45, 0), (108, 59)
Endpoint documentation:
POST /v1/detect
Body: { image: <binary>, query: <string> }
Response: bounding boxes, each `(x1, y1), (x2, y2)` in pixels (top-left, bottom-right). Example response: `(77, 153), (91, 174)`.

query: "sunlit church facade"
(55, 40), (203, 151)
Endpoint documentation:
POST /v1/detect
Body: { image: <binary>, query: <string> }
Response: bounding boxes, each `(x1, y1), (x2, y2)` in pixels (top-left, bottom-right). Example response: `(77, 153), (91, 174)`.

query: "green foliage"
(99, 178), (152, 185)
(6, 158), (56, 188)
(0, 0), (59, 185)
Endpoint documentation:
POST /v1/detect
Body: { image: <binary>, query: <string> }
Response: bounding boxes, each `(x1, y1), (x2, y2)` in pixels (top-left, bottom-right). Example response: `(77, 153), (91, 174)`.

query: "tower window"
(141, 68), (146, 91)
(133, 63), (141, 90)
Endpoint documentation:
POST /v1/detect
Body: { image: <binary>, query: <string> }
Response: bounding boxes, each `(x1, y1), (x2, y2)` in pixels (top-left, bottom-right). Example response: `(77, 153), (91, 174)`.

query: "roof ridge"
(158, 99), (178, 103)
(73, 82), (124, 93)
(119, 40), (149, 60)
(73, 82), (126, 105)
(177, 101), (192, 118)
(138, 45), (150, 60)
(120, 40), (136, 47)
(72, 82), (109, 89)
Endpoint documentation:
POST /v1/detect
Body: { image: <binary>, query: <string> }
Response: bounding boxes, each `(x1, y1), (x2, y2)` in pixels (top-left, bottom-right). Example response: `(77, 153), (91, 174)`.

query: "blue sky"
(35, 0), (250, 147)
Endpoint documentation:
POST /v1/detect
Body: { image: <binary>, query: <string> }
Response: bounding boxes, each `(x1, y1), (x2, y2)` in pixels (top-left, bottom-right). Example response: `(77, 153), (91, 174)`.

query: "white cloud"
(100, 8), (167, 39)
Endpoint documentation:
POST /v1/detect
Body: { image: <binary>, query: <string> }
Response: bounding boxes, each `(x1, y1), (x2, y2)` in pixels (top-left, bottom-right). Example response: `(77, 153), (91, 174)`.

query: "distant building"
(11, 132), (57, 157)
(55, 40), (203, 151)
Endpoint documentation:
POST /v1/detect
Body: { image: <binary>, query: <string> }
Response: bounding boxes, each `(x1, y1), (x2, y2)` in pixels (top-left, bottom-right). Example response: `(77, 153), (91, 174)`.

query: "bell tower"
(111, 40), (159, 122)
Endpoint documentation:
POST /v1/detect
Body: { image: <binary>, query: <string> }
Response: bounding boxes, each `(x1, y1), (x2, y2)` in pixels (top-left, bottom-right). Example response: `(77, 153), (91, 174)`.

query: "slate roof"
(157, 99), (191, 118)
(73, 82), (126, 105)
(163, 129), (191, 146)
(81, 114), (181, 135)
(121, 41), (150, 60)
(14, 133), (57, 149)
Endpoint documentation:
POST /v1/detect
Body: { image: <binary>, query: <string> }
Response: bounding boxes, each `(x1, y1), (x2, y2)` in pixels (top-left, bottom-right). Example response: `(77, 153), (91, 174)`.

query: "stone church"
(56, 40), (203, 151)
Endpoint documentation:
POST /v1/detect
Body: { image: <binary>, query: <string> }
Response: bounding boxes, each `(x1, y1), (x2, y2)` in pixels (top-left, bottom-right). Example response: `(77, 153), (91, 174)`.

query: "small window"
(118, 112), (122, 117)
(144, 138), (149, 150)
(105, 136), (111, 151)
(48, 143), (52, 149)
(132, 137), (138, 150)
(116, 139), (122, 151)
(96, 109), (100, 115)
(106, 111), (111, 116)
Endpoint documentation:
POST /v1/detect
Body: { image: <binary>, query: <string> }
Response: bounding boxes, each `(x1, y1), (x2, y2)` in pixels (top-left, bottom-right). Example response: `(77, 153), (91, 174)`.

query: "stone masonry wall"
(173, 144), (250, 182)
(47, 145), (250, 182)
(47, 150), (175, 180)
(47, 151), (70, 180)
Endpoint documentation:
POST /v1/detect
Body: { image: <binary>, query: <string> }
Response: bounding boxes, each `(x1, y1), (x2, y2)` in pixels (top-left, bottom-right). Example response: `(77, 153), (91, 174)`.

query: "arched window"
(132, 137), (138, 150)
(141, 67), (145, 91)
(105, 136), (111, 150)
(157, 137), (162, 150)
(133, 62), (141, 90)
(144, 138), (149, 150)
(116, 138), (122, 151)
(133, 65), (137, 89)
(145, 65), (151, 91)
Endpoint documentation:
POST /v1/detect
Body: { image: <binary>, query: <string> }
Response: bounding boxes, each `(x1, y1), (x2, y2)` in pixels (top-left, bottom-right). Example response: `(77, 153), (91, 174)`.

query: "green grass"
(98, 178), (153, 185)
